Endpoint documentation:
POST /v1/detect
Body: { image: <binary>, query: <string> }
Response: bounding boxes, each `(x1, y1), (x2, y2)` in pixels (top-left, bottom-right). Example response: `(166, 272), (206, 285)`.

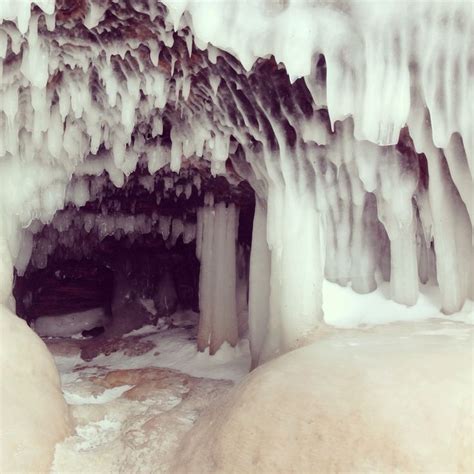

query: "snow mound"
(172, 321), (474, 473)
(0, 304), (72, 473)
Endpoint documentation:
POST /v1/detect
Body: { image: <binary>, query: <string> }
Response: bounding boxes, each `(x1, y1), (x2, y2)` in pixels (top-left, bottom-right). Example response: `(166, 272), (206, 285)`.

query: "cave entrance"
(13, 164), (255, 356)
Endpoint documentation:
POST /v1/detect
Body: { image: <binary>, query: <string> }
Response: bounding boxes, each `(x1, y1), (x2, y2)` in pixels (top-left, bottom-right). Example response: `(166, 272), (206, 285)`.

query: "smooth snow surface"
(173, 321), (474, 473)
(323, 280), (474, 328)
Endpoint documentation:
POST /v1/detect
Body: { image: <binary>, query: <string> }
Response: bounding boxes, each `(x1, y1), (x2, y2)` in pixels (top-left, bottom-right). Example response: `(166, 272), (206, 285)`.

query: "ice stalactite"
(349, 193), (378, 295)
(407, 92), (473, 314)
(196, 196), (239, 354)
(421, 143), (472, 313)
(247, 153), (324, 364)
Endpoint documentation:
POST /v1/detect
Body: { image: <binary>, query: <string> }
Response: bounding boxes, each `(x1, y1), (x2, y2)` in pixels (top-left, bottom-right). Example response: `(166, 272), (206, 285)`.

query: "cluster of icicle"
(23, 207), (198, 274)
(0, 0), (472, 365)
(165, 0), (473, 364)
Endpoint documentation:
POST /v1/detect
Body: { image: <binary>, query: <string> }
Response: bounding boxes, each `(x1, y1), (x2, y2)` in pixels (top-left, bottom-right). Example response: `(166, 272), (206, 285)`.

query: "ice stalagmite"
(197, 198), (239, 354)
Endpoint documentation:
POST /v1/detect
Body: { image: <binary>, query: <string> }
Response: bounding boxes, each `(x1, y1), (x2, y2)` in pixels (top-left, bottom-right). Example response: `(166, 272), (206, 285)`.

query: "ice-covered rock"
(172, 322), (473, 473)
(0, 304), (71, 472)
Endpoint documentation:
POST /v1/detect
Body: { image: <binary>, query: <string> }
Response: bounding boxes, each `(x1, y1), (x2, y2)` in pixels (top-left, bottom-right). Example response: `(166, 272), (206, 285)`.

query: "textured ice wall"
(164, 0), (473, 151)
(0, 0), (472, 363)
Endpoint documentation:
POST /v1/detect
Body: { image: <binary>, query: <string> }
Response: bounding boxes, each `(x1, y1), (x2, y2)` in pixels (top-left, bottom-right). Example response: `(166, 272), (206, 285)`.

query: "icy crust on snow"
(96, 331), (250, 384)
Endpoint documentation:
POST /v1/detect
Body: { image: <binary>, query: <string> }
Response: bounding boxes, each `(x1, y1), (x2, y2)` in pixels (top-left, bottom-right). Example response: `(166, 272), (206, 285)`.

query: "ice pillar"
(197, 199), (239, 354)
(253, 184), (324, 364)
(248, 198), (271, 368)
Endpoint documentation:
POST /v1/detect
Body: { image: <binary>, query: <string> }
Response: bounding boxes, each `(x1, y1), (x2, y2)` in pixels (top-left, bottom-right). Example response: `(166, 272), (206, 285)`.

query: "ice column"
(0, 231), (14, 308)
(196, 198), (239, 354)
(254, 182), (324, 364)
(248, 198), (271, 368)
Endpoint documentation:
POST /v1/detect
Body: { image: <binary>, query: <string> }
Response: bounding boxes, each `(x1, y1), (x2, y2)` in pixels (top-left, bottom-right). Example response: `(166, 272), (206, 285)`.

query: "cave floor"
(39, 299), (473, 473)
(44, 317), (250, 473)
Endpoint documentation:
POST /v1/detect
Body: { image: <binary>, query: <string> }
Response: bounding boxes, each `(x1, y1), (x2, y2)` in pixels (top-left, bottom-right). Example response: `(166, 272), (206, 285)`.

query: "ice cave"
(0, 0), (472, 472)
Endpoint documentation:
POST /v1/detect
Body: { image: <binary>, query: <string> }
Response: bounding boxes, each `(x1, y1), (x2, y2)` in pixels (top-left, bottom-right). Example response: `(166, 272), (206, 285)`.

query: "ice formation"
(34, 307), (108, 337)
(174, 323), (474, 473)
(196, 197), (239, 354)
(0, 0), (472, 368)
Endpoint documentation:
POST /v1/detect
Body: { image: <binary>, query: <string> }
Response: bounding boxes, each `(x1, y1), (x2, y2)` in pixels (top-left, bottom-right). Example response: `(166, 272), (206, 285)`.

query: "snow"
(74, 418), (122, 452)
(0, 304), (71, 473)
(323, 280), (474, 328)
(91, 329), (250, 383)
(123, 324), (158, 337)
(172, 320), (474, 473)
(34, 307), (108, 337)
(63, 385), (134, 406)
(49, 318), (242, 473)
(52, 318), (250, 387)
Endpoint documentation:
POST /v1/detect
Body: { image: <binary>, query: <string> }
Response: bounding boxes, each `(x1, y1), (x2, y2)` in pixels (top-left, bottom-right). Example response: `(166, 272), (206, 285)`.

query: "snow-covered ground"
(48, 316), (249, 473)
(54, 323), (251, 386)
(323, 280), (473, 327)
